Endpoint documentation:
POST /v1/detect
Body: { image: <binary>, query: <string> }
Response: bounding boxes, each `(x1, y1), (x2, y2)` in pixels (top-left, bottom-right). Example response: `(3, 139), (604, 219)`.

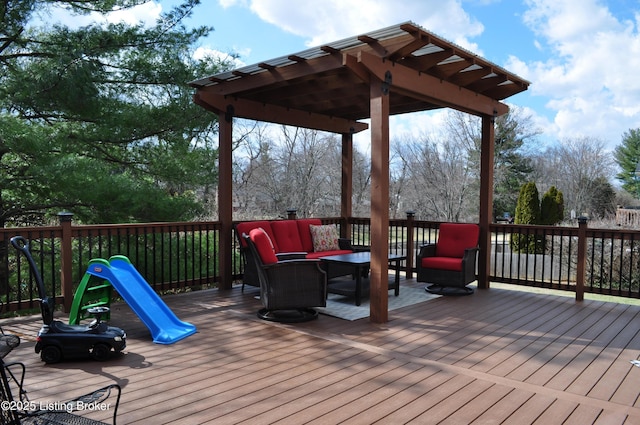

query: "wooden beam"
(59, 213), (74, 312)
(358, 35), (387, 57)
(206, 53), (345, 96)
(341, 133), (353, 239)
(387, 33), (431, 62)
(449, 67), (494, 87)
(194, 91), (369, 134)
(369, 75), (390, 324)
(218, 116), (234, 290)
(397, 22), (529, 91)
(343, 54), (371, 84)
(320, 45), (340, 55)
(257, 70), (363, 109)
(232, 70), (251, 77)
(478, 114), (495, 290)
(483, 82), (529, 101)
(430, 58), (472, 79)
(399, 49), (454, 72)
(354, 50), (509, 117)
(466, 73), (508, 93)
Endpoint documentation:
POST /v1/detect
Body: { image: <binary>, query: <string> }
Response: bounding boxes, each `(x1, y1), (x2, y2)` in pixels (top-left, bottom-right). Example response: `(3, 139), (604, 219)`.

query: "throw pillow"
(309, 224), (340, 252)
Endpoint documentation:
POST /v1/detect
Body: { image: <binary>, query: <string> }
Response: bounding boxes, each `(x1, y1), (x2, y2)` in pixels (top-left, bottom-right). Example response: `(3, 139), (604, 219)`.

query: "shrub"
(540, 186), (564, 225)
(512, 182), (545, 253)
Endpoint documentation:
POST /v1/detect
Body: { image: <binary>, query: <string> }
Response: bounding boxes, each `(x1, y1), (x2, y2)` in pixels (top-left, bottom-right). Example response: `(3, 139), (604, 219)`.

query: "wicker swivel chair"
(243, 228), (327, 322)
(416, 223), (480, 296)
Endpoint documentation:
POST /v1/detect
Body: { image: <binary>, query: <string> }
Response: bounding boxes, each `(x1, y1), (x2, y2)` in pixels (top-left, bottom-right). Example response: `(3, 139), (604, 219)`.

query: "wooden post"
(405, 211), (415, 279)
(478, 113), (496, 289)
(218, 110), (234, 290)
(58, 212), (74, 312)
(369, 74), (390, 323)
(576, 216), (588, 301)
(341, 132), (353, 239)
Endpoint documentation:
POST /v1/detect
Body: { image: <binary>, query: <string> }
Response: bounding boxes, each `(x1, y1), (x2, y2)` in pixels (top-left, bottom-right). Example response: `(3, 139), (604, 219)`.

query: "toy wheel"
(41, 345), (62, 364)
(87, 306), (110, 315)
(91, 343), (111, 361)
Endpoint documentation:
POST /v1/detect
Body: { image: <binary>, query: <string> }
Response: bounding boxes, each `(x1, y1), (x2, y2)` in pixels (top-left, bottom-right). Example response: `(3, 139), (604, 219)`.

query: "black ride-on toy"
(10, 236), (126, 363)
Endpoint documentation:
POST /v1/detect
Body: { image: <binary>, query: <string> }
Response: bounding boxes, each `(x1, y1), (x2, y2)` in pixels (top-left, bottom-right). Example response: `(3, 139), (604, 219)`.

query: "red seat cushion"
(271, 220), (304, 253)
(422, 257), (463, 272)
(305, 250), (352, 260)
(436, 223), (479, 258)
(249, 228), (278, 264)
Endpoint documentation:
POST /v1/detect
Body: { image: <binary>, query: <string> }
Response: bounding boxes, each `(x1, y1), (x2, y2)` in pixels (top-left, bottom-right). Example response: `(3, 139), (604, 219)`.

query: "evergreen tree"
(540, 186), (564, 225)
(589, 176), (617, 219)
(512, 182), (543, 253)
(0, 0), (232, 226)
(443, 107), (538, 221)
(492, 109), (537, 218)
(614, 128), (640, 198)
(515, 182), (540, 225)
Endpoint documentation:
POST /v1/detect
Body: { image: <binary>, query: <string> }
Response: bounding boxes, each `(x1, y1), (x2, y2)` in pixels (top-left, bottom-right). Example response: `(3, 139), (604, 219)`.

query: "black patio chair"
(416, 223), (480, 296)
(243, 229), (327, 322)
(0, 326), (121, 424)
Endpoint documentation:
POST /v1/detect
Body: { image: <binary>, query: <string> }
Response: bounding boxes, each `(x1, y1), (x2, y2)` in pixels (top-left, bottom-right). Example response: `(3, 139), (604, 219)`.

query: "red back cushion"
(249, 228), (278, 264)
(236, 221), (278, 251)
(271, 220), (304, 252)
(297, 218), (322, 252)
(436, 223), (479, 258)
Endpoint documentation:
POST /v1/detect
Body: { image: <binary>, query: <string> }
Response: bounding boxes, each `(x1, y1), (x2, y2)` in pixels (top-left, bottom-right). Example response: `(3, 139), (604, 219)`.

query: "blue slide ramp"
(86, 255), (196, 344)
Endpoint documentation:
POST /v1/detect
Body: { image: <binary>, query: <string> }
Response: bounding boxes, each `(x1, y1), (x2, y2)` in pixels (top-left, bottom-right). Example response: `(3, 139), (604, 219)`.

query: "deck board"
(529, 397), (579, 424)
(3, 277), (640, 424)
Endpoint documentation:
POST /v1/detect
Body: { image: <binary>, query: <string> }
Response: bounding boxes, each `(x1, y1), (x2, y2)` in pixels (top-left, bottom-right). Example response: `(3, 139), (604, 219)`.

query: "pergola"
(190, 21), (529, 323)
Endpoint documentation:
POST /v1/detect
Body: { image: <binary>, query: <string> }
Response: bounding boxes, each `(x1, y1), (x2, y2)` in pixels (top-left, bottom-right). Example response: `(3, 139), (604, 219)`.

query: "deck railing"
(615, 207), (640, 227)
(1, 212), (639, 314)
(0, 216), (234, 313)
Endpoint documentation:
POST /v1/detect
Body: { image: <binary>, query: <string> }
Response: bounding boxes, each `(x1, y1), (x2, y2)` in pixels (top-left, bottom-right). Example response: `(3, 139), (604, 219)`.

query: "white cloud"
(193, 46), (246, 68)
(104, 3), (163, 26)
(351, 110), (449, 155)
(518, 0), (640, 148)
(242, 0), (484, 52)
(218, 0), (248, 7)
(37, 2), (162, 28)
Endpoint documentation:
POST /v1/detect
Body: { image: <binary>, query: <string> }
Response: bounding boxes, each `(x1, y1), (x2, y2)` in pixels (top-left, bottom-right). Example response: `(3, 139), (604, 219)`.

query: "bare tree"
(393, 132), (476, 221)
(445, 108), (539, 218)
(532, 137), (615, 219)
(231, 121), (278, 219)
(351, 148), (371, 217)
(390, 135), (412, 219)
(231, 107), (539, 222)
(233, 126), (349, 218)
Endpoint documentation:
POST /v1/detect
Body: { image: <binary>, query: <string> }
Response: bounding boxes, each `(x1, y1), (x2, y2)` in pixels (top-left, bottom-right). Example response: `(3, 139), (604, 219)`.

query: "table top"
(320, 251), (405, 265)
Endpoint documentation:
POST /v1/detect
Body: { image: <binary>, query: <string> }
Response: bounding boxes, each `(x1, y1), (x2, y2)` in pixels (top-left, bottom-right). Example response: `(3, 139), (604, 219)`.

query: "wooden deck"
(3, 276), (640, 424)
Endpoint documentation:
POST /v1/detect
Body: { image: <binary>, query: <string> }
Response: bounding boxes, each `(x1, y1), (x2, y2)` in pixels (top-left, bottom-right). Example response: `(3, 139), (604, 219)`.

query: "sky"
(47, 0), (640, 152)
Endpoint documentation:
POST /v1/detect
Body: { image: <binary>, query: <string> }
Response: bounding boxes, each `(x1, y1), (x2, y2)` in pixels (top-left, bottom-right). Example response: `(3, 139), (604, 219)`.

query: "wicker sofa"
(235, 219), (356, 290)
